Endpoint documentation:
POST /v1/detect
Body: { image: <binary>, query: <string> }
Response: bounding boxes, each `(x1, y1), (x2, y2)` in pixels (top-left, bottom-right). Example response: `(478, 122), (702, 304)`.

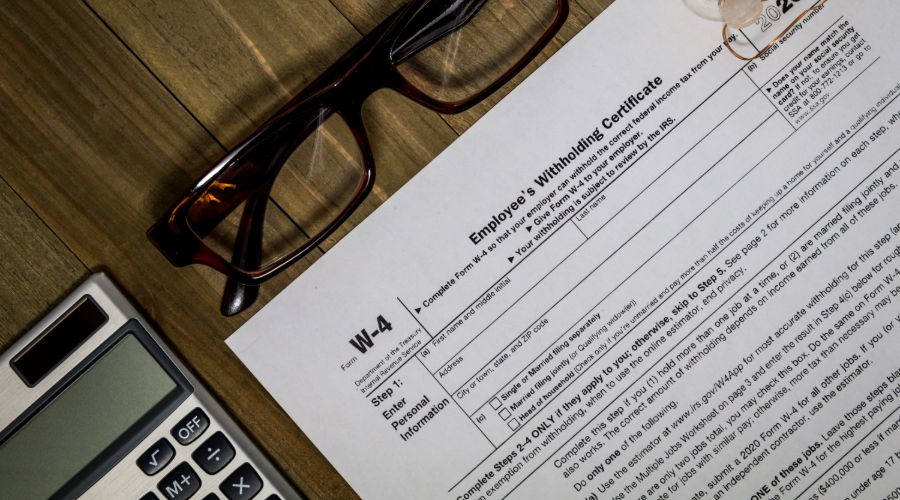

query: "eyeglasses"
(148, 0), (569, 316)
(683, 0), (829, 61)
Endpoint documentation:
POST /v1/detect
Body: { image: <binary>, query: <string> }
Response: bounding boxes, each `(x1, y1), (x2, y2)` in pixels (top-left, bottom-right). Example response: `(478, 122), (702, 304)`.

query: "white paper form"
(228, 1), (900, 498)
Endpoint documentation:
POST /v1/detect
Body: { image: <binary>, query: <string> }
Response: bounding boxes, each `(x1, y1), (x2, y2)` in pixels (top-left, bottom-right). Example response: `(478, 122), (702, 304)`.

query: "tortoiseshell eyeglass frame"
(148, 0), (569, 315)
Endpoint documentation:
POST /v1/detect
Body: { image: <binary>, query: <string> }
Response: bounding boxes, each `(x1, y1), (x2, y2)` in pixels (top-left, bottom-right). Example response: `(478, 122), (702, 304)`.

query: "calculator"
(0, 273), (301, 500)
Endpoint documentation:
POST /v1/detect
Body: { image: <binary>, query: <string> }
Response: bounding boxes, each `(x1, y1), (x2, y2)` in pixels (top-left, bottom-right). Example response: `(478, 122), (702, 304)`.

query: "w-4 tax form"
(229, 1), (900, 498)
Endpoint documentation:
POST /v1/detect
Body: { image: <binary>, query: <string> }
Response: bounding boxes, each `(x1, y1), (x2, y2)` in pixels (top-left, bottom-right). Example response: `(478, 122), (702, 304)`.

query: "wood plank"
(87, 0), (460, 251)
(0, 179), (87, 348)
(573, 0), (616, 19)
(0, 2), (352, 497)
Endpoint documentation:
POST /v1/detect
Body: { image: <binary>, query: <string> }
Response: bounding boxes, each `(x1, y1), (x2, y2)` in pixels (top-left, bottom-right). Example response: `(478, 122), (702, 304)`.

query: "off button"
(172, 408), (210, 445)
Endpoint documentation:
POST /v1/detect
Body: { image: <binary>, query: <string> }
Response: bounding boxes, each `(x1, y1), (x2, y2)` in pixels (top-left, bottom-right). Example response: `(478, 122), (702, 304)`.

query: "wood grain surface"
(0, 1), (615, 497)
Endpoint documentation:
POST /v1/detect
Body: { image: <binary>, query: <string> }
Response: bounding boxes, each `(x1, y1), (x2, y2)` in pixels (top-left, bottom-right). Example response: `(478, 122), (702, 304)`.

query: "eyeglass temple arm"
(213, 119), (323, 315)
(390, 0), (490, 64)
(220, 186), (271, 316)
(215, 109), (342, 314)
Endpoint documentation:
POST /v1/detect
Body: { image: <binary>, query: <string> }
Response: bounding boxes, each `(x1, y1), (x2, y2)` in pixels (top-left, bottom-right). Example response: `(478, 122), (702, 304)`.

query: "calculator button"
(171, 408), (209, 445)
(157, 462), (202, 500)
(264, 495), (281, 500)
(140, 493), (160, 500)
(219, 463), (263, 500)
(192, 431), (235, 474)
(202, 495), (220, 500)
(137, 438), (175, 475)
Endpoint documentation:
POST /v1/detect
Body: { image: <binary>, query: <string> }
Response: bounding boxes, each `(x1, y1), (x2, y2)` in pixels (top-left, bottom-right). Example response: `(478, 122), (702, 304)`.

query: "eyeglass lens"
(395, 0), (560, 103)
(185, 109), (365, 271)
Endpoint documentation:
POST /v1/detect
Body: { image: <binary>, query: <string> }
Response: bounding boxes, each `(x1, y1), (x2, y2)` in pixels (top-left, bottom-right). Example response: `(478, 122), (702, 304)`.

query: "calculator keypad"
(136, 407), (280, 500)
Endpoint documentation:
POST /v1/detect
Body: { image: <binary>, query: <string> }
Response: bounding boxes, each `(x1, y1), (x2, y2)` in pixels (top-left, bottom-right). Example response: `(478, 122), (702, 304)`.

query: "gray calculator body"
(0, 273), (300, 500)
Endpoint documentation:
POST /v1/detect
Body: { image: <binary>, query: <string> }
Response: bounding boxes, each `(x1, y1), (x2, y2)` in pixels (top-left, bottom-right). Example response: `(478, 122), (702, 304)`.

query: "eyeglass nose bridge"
(323, 53), (405, 109)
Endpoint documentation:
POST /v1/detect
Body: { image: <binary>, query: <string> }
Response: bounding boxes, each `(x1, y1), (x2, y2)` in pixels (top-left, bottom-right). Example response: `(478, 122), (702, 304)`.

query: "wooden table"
(0, 1), (611, 497)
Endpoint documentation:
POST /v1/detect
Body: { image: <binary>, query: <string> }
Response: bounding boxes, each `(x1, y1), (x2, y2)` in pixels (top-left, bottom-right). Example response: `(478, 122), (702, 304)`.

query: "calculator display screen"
(0, 334), (179, 499)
